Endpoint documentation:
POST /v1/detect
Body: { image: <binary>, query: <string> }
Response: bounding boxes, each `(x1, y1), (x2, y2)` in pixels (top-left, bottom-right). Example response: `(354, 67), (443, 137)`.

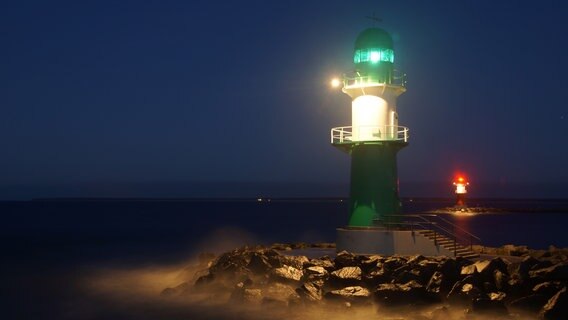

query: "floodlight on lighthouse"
(330, 78), (341, 88)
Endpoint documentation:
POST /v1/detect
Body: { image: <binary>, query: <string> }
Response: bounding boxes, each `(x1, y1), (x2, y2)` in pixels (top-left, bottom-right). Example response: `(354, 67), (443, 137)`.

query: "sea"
(1, 198), (567, 319)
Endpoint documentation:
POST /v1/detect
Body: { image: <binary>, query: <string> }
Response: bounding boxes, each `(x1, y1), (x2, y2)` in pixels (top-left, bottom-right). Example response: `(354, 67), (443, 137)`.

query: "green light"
(370, 51), (380, 63)
(354, 48), (394, 64)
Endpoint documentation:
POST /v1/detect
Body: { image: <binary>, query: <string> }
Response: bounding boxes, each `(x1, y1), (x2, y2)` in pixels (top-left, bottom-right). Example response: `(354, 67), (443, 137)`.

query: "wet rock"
(325, 286), (371, 303)
(270, 265), (303, 283)
(261, 283), (297, 306)
(374, 280), (434, 306)
(530, 263), (568, 281)
(539, 287), (568, 319)
(296, 282), (323, 302)
(360, 255), (383, 272)
(247, 252), (272, 273)
(503, 244), (530, 256)
(533, 281), (565, 299)
(280, 255), (309, 270)
(330, 266), (362, 287)
(508, 294), (548, 314)
(334, 251), (358, 268)
(447, 276), (483, 304)
(494, 269), (509, 291)
(305, 257), (335, 270)
(426, 271), (443, 294)
(469, 293), (508, 316)
(363, 265), (390, 287)
(383, 256), (407, 271)
(270, 243), (292, 251)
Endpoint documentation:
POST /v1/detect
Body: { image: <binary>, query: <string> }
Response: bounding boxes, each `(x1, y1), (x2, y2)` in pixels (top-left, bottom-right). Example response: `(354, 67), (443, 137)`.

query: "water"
(1, 198), (567, 319)
(2, 198), (567, 264)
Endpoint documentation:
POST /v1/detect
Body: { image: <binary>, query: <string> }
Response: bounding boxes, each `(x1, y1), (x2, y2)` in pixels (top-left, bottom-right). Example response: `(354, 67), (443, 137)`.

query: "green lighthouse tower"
(332, 27), (408, 252)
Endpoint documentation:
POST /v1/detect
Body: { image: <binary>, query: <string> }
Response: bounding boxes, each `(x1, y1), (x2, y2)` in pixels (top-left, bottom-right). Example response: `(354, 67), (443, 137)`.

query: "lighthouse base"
(336, 227), (454, 256)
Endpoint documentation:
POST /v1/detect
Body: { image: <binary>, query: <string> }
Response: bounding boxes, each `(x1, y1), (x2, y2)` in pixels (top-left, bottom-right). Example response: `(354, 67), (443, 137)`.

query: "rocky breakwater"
(163, 244), (568, 319)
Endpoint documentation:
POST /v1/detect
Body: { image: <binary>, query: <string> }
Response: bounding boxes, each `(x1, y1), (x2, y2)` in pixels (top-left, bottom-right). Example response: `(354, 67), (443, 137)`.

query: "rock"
(305, 257), (335, 270)
(247, 252), (272, 273)
(494, 269), (509, 291)
(331, 266), (362, 279)
(539, 287), (568, 319)
(194, 273), (215, 287)
(509, 294), (548, 313)
(310, 242), (336, 248)
(360, 255), (383, 272)
(261, 283), (297, 306)
(447, 276), (483, 304)
(334, 251), (357, 268)
(533, 281), (565, 299)
(280, 255), (309, 270)
(271, 243), (292, 251)
(271, 265), (303, 283)
(530, 263), (568, 281)
(469, 294), (508, 316)
(426, 271), (443, 294)
(383, 256), (407, 271)
(374, 280), (435, 306)
(363, 265), (390, 287)
(296, 282), (323, 302)
(325, 286), (371, 303)
(503, 244), (529, 256)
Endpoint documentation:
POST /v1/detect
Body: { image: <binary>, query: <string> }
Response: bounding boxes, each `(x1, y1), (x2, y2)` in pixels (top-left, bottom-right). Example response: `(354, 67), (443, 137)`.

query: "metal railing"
(331, 125), (409, 144)
(343, 70), (407, 88)
(374, 214), (482, 257)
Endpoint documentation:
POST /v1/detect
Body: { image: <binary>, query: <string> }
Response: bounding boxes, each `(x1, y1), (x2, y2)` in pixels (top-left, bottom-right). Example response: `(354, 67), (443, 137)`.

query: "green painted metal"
(353, 28), (395, 85)
(347, 142), (406, 227)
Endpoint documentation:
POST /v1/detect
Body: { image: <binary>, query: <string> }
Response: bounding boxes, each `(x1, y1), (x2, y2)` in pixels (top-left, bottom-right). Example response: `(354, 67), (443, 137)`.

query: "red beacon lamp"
(453, 176), (469, 207)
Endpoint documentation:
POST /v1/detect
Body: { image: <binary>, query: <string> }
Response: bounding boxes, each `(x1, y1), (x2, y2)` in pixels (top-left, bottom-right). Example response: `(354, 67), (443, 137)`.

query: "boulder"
(325, 286), (371, 303)
(231, 287), (263, 303)
(533, 281), (565, 299)
(261, 283), (298, 306)
(334, 251), (358, 268)
(296, 281), (323, 302)
(305, 257), (335, 270)
(270, 265), (303, 283)
(503, 244), (529, 256)
(426, 271), (443, 294)
(382, 256), (407, 271)
(530, 263), (568, 281)
(247, 252), (272, 273)
(508, 294), (549, 314)
(447, 276), (483, 304)
(280, 255), (309, 270)
(374, 280), (435, 306)
(330, 266), (362, 287)
(539, 287), (568, 319)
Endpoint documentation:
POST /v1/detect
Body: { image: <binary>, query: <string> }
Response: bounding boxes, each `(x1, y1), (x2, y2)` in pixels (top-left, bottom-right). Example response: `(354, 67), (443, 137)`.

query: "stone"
(280, 255), (309, 270)
(271, 265), (303, 283)
(509, 294), (548, 313)
(530, 263), (568, 281)
(231, 287), (263, 303)
(261, 283), (297, 306)
(305, 258), (335, 270)
(426, 271), (443, 294)
(533, 281), (565, 299)
(325, 286), (371, 303)
(539, 287), (568, 319)
(330, 266), (362, 283)
(374, 280), (435, 306)
(296, 282), (323, 302)
(247, 252), (272, 273)
(503, 244), (529, 256)
(447, 276), (483, 304)
(334, 251), (357, 268)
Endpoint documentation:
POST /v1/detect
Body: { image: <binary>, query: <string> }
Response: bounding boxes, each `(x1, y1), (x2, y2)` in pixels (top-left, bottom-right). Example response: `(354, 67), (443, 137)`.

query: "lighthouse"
(331, 27), (409, 254)
(453, 176), (469, 207)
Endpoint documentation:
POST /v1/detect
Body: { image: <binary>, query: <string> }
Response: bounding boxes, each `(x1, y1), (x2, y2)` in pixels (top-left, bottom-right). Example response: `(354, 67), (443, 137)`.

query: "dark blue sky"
(2, 0), (567, 199)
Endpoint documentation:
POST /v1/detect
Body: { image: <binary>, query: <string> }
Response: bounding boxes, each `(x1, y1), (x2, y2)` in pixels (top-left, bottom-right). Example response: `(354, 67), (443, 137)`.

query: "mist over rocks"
(163, 243), (568, 319)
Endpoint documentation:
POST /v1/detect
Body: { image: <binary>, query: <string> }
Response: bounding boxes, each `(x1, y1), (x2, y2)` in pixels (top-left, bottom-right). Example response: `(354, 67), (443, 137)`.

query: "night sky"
(2, 0), (567, 199)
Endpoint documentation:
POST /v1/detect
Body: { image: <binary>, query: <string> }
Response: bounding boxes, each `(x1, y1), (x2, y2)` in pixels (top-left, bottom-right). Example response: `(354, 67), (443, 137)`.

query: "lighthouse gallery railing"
(331, 125), (409, 144)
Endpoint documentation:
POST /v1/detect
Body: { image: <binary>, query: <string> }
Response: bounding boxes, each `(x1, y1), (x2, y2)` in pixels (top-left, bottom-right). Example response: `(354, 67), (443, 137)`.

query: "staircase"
(417, 229), (479, 259)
